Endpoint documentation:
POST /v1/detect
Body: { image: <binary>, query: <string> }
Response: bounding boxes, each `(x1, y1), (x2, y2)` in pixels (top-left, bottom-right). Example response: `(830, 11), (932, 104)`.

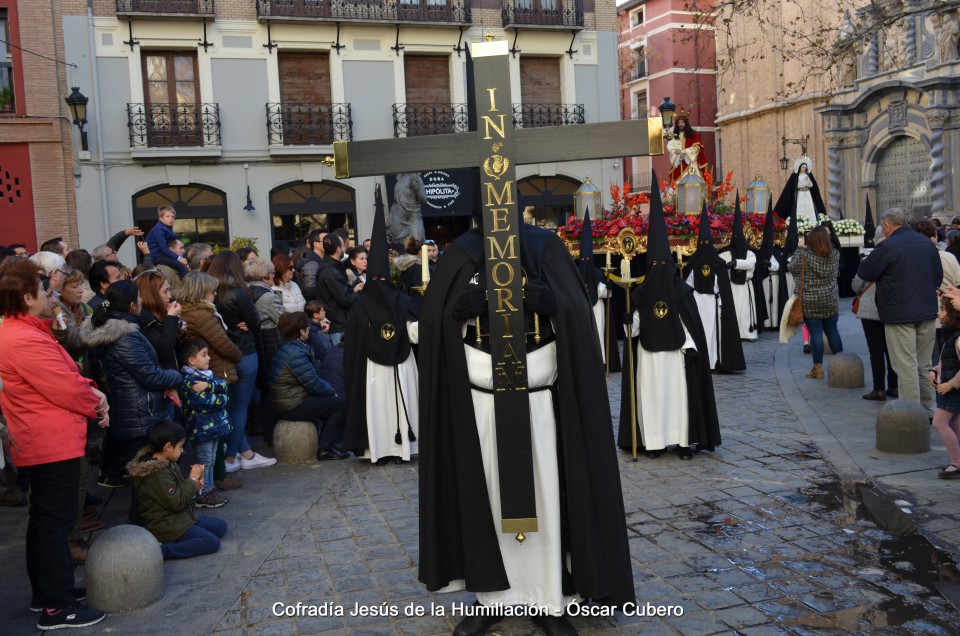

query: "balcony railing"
(502, 0), (583, 28)
(116, 0), (215, 16)
(512, 103), (584, 128)
(266, 103), (353, 145)
(393, 103), (470, 137)
(630, 64), (647, 81)
(257, 0), (471, 24)
(127, 103), (221, 148)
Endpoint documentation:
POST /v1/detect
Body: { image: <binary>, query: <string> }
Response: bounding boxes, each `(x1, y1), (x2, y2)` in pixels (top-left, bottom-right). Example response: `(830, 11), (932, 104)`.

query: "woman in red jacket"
(0, 259), (110, 630)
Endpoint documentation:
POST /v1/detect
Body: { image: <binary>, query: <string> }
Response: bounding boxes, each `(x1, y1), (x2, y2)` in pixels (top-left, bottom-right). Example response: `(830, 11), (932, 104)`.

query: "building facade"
(0, 0), (79, 252)
(718, 2), (959, 223)
(55, 0), (623, 261)
(617, 0), (715, 191)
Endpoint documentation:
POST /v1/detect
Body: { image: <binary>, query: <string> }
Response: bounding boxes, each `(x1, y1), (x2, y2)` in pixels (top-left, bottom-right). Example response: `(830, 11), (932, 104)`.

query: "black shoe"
(453, 613), (503, 636)
(37, 604), (105, 630)
(887, 389), (899, 398)
(84, 493), (104, 506)
(317, 447), (350, 461)
(803, 343), (811, 354)
(31, 588), (86, 613)
(646, 450), (663, 459)
(96, 475), (128, 489)
(677, 446), (693, 460)
(533, 614), (578, 636)
(862, 390), (886, 401)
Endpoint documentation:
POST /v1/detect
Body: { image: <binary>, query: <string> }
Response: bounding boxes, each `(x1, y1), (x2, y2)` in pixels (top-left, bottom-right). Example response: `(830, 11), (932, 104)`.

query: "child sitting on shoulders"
(127, 419), (228, 559)
(178, 338), (231, 508)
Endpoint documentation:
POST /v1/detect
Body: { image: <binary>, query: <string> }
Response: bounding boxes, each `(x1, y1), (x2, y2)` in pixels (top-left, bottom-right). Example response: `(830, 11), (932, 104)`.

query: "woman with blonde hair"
(788, 226), (843, 378)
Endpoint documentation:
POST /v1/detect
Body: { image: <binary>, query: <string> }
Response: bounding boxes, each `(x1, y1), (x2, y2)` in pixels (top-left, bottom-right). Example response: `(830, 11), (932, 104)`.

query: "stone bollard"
(273, 420), (318, 464)
(827, 352), (865, 389)
(87, 525), (164, 613)
(876, 401), (930, 454)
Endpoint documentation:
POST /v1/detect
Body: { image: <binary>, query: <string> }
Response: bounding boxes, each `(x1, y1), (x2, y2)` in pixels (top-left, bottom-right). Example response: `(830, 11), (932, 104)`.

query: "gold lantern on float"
(746, 174), (770, 214)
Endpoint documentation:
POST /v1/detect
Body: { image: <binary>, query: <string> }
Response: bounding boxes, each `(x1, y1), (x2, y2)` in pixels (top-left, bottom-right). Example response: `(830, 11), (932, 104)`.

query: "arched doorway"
(132, 184), (228, 252)
(269, 181), (356, 246)
(876, 136), (931, 219)
(517, 175), (581, 230)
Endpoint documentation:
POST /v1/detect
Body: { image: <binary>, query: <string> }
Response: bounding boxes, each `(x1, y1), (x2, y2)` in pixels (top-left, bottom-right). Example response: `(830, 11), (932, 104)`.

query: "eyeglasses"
(424, 240), (436, 246)
(55, 269), (69, 277)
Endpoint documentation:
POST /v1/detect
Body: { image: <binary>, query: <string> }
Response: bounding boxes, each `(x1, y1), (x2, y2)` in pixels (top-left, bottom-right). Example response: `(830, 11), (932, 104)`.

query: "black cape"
(618, 279), (722, 452)
(343, 281), (418, 455)
(682, 253), (746, 373)
(773, 171), (827, 221)
(418, 225), (634, 608)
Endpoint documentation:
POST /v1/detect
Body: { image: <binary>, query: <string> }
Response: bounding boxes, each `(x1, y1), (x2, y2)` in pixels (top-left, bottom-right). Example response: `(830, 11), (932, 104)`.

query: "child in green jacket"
(127, 420), (227, 559)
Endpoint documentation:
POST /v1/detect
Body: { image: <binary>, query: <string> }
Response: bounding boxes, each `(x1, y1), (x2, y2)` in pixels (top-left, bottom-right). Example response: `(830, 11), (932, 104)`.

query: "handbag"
(786, 255), (805, 327)
(852, 282), (874, 315)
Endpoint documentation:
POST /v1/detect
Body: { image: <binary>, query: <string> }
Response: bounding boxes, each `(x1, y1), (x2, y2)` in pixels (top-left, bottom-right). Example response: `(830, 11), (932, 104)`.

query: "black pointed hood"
(863, 194), (876, 248)
(577, 208), (600, 305)
(729, 193), (748, 258)
(631, 169), (685, 352)
(757, 196), (775, 263)
(684, 201), (718, 294)
(784, 200), (799, 258)
(358, 182), (417, 367)
(368, 183), (390, 279)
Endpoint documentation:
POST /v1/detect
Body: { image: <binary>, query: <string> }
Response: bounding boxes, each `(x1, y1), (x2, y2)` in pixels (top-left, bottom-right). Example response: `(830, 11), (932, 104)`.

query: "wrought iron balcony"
(116, 0), (215, 17)
(512, 103), (584, 128)
(393, 103), (470, 137)
(127, 103), (221, 148)
(266, 103), (353, 146)
(257, 0), (471, 24)
(502, 0), (583, 29)
(630, 64), (647, 81)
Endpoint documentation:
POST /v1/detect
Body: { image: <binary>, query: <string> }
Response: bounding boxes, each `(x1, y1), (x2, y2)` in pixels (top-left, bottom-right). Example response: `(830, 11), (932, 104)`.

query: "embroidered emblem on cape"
(654, 301), (668, 319)
(701, 265), (711, 277)
(380, 324), (396, 341)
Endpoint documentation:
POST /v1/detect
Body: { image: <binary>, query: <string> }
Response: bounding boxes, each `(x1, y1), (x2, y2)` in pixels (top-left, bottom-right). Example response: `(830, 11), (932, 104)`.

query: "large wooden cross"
(331, 38), (663, 538)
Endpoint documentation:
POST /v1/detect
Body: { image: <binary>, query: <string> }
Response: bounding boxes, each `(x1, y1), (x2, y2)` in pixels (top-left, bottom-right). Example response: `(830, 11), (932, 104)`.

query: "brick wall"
(279, 52), (331, 103)
(404, 55), (450, 103)
(0, 0), (79, 249)
(519, 57), (561, 104)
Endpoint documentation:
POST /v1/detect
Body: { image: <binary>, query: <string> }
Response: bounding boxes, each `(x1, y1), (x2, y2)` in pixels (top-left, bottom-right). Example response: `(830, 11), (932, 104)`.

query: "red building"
(618, 0), (717, 191)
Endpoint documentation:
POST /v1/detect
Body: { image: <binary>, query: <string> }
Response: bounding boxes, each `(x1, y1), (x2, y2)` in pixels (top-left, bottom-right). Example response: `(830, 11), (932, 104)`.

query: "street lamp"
(746, 175), (770, 213)
(64, 87), (89, 152)
(574, 176), (603, 220)
(659, 97), (676, 136)
(780, 134), (809, 170)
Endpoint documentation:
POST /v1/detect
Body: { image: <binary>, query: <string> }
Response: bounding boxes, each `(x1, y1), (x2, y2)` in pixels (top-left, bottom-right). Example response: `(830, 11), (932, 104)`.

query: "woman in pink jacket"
(0, 259), (110, 630)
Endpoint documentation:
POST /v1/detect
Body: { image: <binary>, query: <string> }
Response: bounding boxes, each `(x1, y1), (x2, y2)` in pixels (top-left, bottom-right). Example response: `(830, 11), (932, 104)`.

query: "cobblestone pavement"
(2, 328), (960, 635)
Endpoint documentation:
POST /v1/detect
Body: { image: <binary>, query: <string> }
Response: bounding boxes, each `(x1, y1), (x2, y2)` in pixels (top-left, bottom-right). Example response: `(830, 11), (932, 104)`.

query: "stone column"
(926, 110), (950, 217)
(865, 34), (879, 75)
(824, 132), (845, 219)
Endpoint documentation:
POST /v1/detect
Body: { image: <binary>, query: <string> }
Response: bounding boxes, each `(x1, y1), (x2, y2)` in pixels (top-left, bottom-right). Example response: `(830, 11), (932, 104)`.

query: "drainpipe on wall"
(88, 0), (110, 243)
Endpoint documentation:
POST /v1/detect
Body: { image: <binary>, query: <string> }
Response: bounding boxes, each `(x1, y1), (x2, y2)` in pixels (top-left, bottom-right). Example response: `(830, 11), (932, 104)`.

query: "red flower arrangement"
(558, 173), (786, 249)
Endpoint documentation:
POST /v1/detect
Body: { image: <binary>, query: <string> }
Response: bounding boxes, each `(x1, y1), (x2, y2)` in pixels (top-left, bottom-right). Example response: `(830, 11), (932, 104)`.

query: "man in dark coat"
(619, 171), (721, 459)
(418, 217), (634, 635)
(858, 207), (942, 414)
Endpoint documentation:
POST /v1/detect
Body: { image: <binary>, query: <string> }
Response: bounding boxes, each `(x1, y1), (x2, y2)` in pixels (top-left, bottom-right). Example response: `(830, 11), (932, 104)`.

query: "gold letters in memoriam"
(480, 86), (525, 392)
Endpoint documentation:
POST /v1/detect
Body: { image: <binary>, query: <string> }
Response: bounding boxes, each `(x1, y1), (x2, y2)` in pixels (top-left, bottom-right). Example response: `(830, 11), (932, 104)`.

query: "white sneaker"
(240, 453), (277, 470)
(224, 458), (241, 473)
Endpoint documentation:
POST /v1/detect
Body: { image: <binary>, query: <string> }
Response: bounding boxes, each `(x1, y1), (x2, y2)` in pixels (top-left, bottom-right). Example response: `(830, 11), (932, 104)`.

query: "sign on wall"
(386, 168), (475, 216)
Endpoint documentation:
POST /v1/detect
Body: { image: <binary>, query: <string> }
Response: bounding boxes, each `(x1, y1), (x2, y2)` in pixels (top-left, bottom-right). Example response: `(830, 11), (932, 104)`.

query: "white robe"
(719, 251), (757, 341)
(626, 313), (696, 450)
(761, 258), (795, 329)
(440, 334), (576, 616)
(685, 271), (719, 369)
(796, 173), (818, 226)
(361, 321), (419, 463)
(594, 282), (610, 365)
